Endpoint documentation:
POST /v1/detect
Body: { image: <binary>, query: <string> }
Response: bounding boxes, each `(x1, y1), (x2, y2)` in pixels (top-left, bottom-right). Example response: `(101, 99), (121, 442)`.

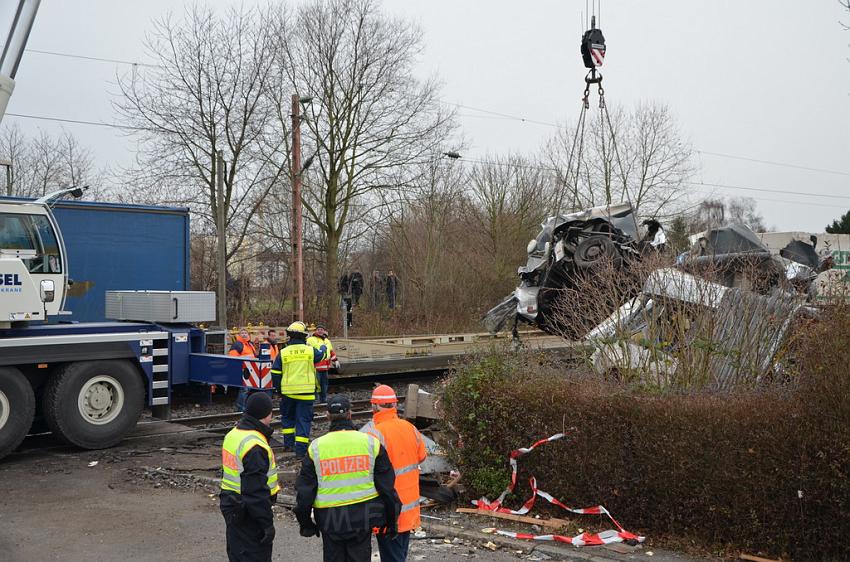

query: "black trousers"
(225, 516), (272, 562)
(321, 531), (371, 562)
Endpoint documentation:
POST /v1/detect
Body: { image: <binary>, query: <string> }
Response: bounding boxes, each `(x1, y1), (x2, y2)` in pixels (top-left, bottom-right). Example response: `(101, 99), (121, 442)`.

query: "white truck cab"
(0, 198), (69, 326)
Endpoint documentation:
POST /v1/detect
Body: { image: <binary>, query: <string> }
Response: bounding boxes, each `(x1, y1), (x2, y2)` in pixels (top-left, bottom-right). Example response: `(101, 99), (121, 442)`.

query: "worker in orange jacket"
(360, 385), (427, 562)
(265, 329), (280, 362)
(229, 328), (259, 412)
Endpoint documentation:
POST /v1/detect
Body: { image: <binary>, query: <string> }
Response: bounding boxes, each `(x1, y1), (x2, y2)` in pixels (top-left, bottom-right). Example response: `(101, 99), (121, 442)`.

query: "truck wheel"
(43, 361), (144, 450)
(0, 367), (36, 460)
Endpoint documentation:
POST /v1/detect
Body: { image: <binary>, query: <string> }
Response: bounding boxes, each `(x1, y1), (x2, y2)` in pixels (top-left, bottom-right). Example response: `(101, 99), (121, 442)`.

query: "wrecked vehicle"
(683, 225), (846, 299)
(588, 227), (847, 387)
(587, 268), (804, 388)
(483, 203), (664, 338)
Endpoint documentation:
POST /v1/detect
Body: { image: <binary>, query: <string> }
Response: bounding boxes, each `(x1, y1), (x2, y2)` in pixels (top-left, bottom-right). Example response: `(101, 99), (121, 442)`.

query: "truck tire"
(0, 367), (36, 460)
(42, 360), (144, 450)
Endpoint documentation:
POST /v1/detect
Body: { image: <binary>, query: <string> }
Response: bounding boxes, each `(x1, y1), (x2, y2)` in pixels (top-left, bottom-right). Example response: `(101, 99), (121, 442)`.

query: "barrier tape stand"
(472, 433), (645, 548)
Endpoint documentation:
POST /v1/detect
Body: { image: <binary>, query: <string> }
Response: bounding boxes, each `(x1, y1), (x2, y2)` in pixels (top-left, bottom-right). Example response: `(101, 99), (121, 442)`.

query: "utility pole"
(291, 94), (305, 323)
(215, 150), (228, 331)
(0, 159), (12, 196)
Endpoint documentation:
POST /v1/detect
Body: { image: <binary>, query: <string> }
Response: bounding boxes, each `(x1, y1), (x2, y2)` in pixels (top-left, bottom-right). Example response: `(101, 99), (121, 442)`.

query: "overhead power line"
(446, 102), (558, 128)
(690, 181), (850, 201)
(5, 112), (143, 130)
(697, 150), (850, 178)
(24, 48), (160, 68)
(19, 48), (850, 178)
(6, 110), (848, 206)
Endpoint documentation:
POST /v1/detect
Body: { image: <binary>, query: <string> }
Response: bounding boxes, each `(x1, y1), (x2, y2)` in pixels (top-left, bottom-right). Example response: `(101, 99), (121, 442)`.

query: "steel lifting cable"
(554, 102), (587, 219)
(572, 12), (639, 233)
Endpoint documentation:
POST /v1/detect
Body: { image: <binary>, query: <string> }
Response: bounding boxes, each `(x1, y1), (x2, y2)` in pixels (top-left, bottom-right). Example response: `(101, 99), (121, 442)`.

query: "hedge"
(441, 308), (850, 560)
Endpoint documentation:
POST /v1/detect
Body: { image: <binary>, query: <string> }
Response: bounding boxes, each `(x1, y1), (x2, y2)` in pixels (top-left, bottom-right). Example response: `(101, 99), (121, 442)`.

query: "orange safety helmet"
(370, 384), (397, 405)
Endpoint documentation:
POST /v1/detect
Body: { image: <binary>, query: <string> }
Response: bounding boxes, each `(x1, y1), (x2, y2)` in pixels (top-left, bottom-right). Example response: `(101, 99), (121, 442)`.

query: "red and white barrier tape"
(472, 433), (644, 547)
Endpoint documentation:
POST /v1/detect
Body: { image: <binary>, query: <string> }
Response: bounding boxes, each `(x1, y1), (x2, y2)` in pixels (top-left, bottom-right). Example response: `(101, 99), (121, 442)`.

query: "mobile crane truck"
(0, 0), (266, 460)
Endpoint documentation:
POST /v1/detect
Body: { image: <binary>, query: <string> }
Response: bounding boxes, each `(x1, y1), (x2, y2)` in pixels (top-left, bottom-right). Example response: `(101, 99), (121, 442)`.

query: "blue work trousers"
(317, 370), (330, 403)
(377, 531), (411, 562)
(280, 395), (314, 457)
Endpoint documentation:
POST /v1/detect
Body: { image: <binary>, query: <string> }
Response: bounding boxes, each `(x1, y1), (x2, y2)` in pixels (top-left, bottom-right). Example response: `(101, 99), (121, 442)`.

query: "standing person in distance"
(219, 392), (280, 562)
(350, 270), (364, 307)
(307, 324), (339, 404)
(264, 328), (280, 362)
(295, 394), (401, 562)
(361, 385), (427, 562)
(269, 321), (325, 458)
(229, 328), (258, 411)
(385, 270), (399, 310)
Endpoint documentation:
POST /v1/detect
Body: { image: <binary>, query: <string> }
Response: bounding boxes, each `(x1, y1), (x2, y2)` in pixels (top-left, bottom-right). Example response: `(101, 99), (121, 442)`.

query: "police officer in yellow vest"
(219, 392), (280, 562)
(295, 394), (401, 562)
(270, 321), (326, 458)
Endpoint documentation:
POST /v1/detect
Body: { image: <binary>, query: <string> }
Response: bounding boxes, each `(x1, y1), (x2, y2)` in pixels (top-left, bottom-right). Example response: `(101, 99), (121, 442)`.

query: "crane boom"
(0, 0), (41, 126)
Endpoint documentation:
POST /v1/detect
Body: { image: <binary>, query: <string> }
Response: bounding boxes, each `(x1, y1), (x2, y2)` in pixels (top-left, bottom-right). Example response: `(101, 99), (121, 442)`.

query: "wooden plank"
(739, 554), (783, 562)
(455, 508), (569, 529)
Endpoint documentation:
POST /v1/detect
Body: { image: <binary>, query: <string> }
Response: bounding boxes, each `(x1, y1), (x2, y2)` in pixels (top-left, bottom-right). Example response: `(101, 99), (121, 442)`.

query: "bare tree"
(466, 154), (551, 281)
(0, 124), (98, 197)
(689, 197), (767, 233)
(274, 0), (457, 326)
(545, 101), (693, 218)
(115, 4), (289, 319)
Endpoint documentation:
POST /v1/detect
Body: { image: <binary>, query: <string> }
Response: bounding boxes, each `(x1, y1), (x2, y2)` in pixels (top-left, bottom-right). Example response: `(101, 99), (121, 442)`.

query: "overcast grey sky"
(3, 0), (850, 231)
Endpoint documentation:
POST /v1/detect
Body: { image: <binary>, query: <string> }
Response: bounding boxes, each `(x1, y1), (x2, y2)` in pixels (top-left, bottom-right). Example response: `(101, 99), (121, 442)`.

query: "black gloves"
(381, 523), (398, 541)
(260, 525), (276, 545)
(299, 522), (320, 537)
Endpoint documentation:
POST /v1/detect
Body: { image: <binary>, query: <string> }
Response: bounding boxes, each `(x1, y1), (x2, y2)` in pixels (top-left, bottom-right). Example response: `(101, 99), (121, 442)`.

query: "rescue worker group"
(220, 321), (427, 562)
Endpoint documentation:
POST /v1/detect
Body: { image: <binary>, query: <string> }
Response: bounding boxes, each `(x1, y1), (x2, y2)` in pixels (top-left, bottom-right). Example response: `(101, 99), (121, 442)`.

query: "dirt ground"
(0, 422), (538, 562)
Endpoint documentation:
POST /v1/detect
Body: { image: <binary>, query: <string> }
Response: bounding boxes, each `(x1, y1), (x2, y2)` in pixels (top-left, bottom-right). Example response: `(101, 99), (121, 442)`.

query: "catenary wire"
(13, 49), (850, 204)
(24, 48), (160, 68)
(7, 109), (847, 207)
(21, 46), (850, 178)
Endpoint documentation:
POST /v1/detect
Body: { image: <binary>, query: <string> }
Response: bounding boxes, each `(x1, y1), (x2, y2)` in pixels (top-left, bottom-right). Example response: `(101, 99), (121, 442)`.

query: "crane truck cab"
(0, 195), (68, 327)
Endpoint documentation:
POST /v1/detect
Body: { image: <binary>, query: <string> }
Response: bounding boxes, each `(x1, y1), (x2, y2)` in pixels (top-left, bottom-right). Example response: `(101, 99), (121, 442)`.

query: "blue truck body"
(50, 200), (191, 322)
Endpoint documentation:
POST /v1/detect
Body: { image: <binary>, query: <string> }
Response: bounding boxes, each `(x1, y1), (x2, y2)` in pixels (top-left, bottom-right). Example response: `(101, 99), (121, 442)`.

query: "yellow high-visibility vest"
(279, 343), (318, 399)
(220, 428), (280, 496)
(308, 430), (380, 508)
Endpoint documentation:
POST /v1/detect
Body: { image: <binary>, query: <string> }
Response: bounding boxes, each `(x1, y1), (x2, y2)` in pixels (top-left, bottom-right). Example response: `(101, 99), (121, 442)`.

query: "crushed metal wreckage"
(484, 208), (849, 387)
(483, 203), (665, 338)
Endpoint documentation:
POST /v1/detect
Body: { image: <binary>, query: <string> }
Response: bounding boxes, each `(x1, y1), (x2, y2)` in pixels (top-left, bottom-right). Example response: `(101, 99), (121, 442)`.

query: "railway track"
(160, 396), (404, 428)
(13, 396), (407, 457)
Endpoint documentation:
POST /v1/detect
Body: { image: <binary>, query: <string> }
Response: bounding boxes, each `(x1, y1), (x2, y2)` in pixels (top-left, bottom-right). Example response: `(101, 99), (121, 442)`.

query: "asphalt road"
(0, 425), (527, 562)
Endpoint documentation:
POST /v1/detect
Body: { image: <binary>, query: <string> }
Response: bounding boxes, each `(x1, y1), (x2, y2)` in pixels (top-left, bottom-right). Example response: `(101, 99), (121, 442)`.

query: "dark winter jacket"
(219, 415), (278, 530)
(294, 418), (401, 539)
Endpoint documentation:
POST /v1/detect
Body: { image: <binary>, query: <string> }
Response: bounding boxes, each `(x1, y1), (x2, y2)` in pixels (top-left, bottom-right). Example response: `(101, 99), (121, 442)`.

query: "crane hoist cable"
(557, 14), (636, 225)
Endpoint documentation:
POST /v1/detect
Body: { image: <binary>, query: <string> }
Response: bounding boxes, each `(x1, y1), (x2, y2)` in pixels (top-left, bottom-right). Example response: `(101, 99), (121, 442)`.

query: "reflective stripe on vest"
(220, 428), (280, 496)
(280, 343), (317, 396)
(400, 499), (420, 513)
(360, 411), (424, 532)
(309, 430), (379, 508)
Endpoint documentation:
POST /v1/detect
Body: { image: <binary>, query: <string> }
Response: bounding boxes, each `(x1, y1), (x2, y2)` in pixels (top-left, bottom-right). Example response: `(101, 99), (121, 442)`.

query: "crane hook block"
(580, 27), (605, 69)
